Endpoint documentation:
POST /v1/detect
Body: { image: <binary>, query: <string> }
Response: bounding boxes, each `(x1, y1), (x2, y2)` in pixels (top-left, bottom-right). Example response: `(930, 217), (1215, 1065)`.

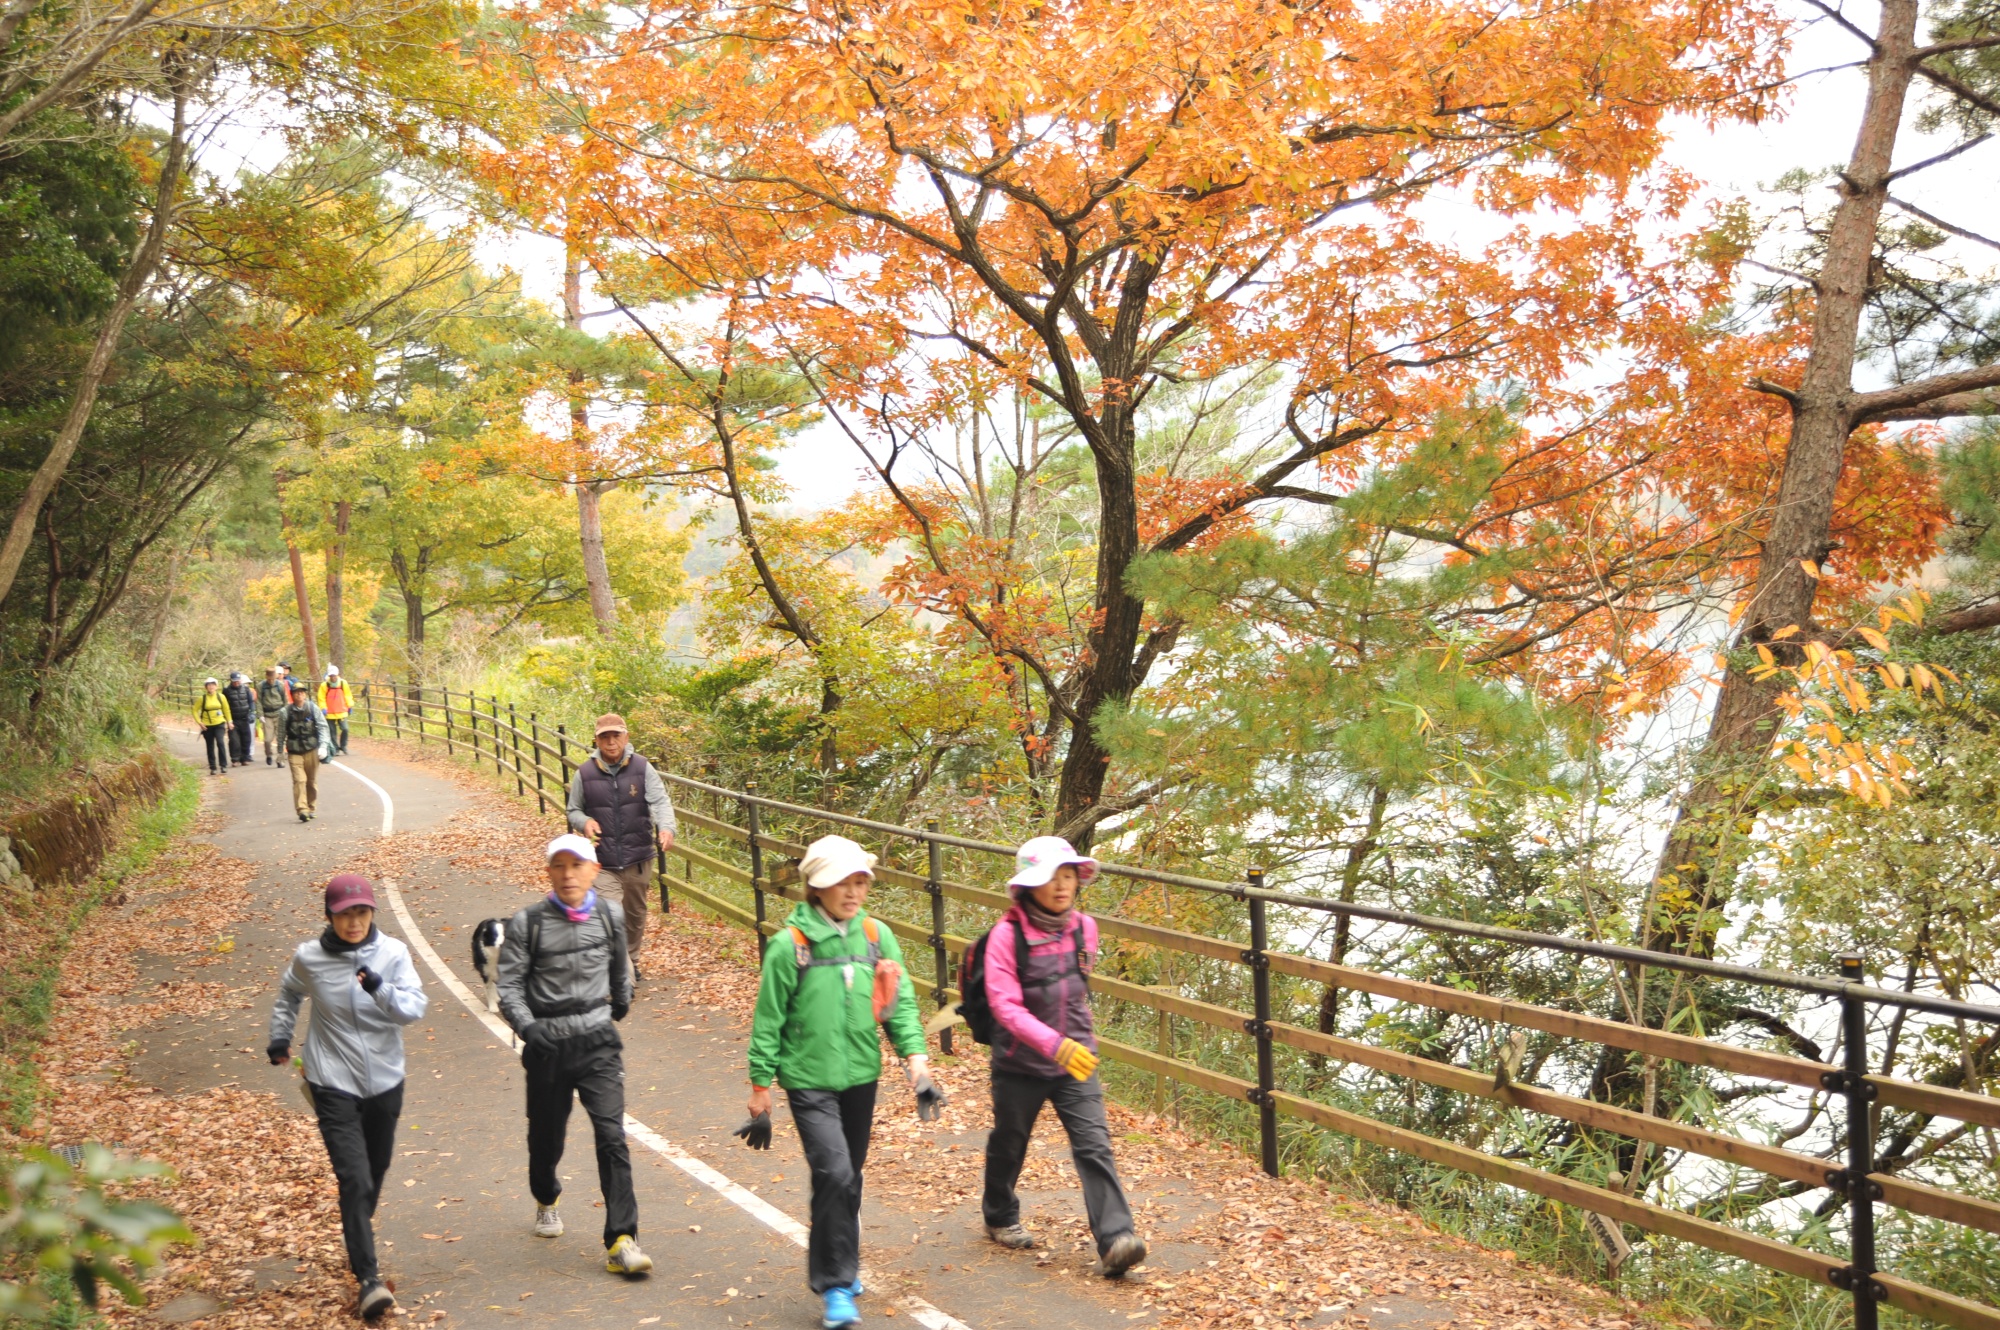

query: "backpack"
(959, 913), (1085, 1046)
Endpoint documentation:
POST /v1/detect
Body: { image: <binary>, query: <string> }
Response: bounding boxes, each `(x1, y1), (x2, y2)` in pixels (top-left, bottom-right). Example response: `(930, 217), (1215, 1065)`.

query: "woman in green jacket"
(743, 834), (944, 1330)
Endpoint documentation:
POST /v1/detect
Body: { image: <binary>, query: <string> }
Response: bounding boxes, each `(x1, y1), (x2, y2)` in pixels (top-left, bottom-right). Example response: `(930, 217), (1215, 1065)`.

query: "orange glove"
(1053, 1038), (1099, 1081)
(871, 959), (904, 1021)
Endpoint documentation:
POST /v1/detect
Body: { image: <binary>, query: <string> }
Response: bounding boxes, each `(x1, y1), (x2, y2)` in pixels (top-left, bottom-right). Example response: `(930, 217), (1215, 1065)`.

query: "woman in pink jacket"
(981, 836), (1147, 1277)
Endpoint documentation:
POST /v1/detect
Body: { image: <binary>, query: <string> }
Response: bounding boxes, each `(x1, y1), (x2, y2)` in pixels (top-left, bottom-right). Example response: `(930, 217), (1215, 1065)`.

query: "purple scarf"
(548, 888), (597, 923)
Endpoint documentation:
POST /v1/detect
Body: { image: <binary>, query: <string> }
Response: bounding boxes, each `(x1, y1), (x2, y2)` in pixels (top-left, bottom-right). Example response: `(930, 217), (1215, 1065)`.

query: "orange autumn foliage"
(473, 0), (1946, 828)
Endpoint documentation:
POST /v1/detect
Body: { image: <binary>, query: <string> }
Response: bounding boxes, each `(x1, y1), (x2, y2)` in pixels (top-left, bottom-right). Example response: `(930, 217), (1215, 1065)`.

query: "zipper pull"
(843, 964), (854, 989)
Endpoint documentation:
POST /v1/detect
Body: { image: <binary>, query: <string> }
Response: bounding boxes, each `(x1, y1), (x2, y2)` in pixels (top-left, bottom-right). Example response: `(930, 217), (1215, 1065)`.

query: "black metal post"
(443, 687), (455, 755)
(557, 725), (570, 788)
(530, 712), (546, 814)
(1245, 867), (1279, 1177)
(745, 781), (766, 951)
(926, 819), (953, 1054)
(363, 683), (374, 737)
(1829, 953), (1881, 1329)
(391, 682), (403, 740)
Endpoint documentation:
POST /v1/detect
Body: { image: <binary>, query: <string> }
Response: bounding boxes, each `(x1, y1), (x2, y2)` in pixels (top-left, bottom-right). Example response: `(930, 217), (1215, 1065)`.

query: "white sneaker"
(533, 1202), (563, 1238)
(606, 1234), (653, 1276)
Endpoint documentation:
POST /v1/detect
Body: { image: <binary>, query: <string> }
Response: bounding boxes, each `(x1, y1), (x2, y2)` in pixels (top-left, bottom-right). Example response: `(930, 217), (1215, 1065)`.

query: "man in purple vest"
(566, 713), (677, 982)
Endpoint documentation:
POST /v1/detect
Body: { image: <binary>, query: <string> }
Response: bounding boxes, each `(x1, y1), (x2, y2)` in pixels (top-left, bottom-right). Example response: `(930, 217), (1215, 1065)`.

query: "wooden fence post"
(530, 712), (546, 814)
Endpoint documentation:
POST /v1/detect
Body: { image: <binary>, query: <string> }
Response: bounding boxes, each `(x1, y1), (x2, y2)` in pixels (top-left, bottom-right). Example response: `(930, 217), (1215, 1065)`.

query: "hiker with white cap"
(972, 835), (1146, 1276)
(266, 873), (428, 1320)
(317, 664), (352, 756)
(193, 677), (230, 774)
(496, 833), (651, 1278)
(740, 834), (941, 1330)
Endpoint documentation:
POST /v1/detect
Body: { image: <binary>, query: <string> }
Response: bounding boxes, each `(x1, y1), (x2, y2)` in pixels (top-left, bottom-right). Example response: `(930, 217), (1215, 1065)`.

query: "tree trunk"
(1053, 398), (1145, 846)
(286, 535), (321, 680)
(0, 75), (190, 609)
(564, 243), (618, 634)
(325, 500), (349, 669)
(1649, 0), (1920, 955)
(1318, 783), (1389, 1035)
(576, 479), (617, 630)
(143, 540), (186, 672)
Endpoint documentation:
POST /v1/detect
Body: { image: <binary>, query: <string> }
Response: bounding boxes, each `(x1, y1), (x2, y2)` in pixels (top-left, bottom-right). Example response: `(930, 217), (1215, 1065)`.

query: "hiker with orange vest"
(317, 665), (352, 757)
(739, 835), (945, 1330)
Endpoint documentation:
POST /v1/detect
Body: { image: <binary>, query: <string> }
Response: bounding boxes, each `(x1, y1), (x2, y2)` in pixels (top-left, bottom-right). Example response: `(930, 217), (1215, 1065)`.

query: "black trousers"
(786, 1081), (877, 1294)
(330, 716), (349, 752)
(524, 1033), (637, 1247)
(229, 717), (253, 763)
(201, 723), (229, 772)
(982, 1071), (1134, 1255)
(310, 1080), (403, 1285)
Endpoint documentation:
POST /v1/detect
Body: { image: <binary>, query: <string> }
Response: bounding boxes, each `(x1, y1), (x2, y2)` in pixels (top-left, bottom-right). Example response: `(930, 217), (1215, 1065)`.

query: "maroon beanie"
(324, 874), (377, 915)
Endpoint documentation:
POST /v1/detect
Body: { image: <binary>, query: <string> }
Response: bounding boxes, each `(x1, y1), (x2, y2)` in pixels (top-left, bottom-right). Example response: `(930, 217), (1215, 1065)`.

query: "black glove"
(521, 1021), (559, 1054)
(733, 1111), (772, 1150)
(912, 1074), (948, 1122)
(266, 1040), (290, 1066)
(355, 966), (383, 995)
(611, 1000), (629, 1022)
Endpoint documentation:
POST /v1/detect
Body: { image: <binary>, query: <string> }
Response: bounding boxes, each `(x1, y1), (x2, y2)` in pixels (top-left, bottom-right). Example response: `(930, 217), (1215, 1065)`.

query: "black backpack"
(959, 913), (1085, 1046)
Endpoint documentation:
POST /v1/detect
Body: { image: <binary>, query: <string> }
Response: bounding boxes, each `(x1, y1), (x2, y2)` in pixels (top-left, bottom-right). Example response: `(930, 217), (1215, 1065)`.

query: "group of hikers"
(194, 664), (352, 821)
(263, 713), (1146, 1328)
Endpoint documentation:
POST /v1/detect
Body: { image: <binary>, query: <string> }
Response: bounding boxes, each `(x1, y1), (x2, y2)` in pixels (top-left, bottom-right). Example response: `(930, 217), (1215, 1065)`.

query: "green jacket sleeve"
(877, 926), (927, 1059)
(746, 934), (797, 1088)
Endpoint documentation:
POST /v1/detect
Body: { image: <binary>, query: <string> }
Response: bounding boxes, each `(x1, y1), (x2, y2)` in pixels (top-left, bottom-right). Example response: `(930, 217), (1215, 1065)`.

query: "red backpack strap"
(862, 916), (881, 962)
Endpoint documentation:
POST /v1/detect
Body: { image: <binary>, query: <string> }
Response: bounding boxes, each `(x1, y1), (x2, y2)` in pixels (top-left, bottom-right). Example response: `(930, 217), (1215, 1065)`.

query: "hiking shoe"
(533, 1203), (563, 1237)
(986, 1223), (1036, 1250)
(298, 812), (309, 823)
(357, 1279), (396, 1320)
(605, 1234), (652, 1276)
(1095, 1232), (1147, 1278)
(822, 1287), (860, 1328)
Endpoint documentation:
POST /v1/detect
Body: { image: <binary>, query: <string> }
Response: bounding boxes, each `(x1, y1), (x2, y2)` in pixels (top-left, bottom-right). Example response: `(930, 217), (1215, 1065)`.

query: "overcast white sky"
(192, 6), (1998, 511)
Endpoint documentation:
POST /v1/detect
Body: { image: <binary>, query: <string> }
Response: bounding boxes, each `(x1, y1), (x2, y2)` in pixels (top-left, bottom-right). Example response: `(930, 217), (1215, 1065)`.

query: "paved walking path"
(142, 726), (1320, 1330)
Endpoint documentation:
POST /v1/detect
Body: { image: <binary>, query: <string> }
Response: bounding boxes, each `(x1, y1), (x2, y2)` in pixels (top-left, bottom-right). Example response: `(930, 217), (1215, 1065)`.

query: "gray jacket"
(269, 930), (428, 1098)
(567, 751), (676, 842)
(498, 896), (632, 1041)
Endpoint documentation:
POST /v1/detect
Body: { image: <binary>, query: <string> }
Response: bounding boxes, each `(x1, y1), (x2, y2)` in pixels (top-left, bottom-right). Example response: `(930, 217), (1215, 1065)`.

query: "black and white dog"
(470, 917), (509, 1013)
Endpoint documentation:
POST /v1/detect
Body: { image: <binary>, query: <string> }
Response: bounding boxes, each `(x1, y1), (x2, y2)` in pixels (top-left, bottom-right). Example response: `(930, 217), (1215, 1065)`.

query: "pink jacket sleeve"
(984, 915), (1064, 1060)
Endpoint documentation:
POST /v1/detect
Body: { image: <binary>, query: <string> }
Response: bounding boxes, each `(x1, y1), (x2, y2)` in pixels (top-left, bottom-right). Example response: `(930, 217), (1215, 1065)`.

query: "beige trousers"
(287, 752), (319, 816)
(594, 860), (654, 967)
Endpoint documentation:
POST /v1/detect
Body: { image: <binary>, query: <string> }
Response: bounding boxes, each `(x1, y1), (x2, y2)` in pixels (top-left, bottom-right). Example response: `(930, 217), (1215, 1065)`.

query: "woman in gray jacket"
(268, 874), (427, 1320)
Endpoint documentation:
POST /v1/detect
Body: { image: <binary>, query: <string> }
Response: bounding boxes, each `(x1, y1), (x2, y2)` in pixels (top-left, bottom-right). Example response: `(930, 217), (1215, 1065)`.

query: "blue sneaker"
(847, 1278), (865, 1297)
(822, 1287), (860, 1329)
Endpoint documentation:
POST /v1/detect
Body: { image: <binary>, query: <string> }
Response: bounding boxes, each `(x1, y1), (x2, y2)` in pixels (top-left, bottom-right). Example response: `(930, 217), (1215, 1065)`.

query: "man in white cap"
(317, 664), (352, 757)
(497, 834), (651, 1278)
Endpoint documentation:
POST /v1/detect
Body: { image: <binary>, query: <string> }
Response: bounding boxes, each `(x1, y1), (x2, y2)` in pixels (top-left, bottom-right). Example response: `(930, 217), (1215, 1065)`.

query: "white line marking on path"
(324, 757), (396, 837)
(379, 874), (973, 1330)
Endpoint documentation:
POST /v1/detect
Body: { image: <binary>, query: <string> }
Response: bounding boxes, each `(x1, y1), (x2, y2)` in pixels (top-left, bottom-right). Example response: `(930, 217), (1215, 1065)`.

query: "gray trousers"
(787, 1081), (877, 1293)
(982, 1070), (1134, 1255)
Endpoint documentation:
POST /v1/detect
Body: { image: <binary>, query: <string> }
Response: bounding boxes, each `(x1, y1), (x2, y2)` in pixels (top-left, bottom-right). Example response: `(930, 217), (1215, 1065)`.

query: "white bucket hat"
(799, 835), (877, 889)
(1008, 836), (1098, 890)
(545, 832), (600, 865)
